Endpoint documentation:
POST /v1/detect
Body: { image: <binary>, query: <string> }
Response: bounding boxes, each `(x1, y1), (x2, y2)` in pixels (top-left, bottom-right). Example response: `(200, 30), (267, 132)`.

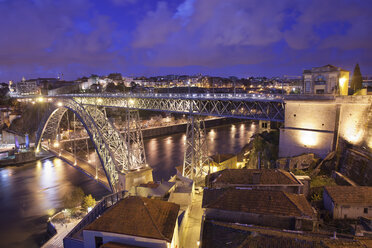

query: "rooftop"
(203, 188), (315, 218)
(139, 181), (160, 188)
(84, 196), (180, 242)
(207, 169), (300, 186)
(303, 64), (348, 73)
(136, 181), (176, 197)
(210, 154), (236, 163)
(324, 186), (372, 205)
(202, 220), (369, 248)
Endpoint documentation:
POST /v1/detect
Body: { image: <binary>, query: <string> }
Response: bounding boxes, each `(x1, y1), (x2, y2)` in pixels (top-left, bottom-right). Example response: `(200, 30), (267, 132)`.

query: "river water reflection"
(0, 122), (257, 247)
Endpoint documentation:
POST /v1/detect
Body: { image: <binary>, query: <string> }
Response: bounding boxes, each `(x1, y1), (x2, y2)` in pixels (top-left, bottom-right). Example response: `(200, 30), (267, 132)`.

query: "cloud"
(132, 1), (181, 48)
(110, 0), (137, 6)
(129, 0), (372, 73)
(0, 0), (123, 80)
(0, 0), (372, 81)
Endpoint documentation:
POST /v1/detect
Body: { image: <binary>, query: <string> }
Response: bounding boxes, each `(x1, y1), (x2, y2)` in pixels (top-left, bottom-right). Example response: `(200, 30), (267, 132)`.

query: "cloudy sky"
(0, 0), (371, 81)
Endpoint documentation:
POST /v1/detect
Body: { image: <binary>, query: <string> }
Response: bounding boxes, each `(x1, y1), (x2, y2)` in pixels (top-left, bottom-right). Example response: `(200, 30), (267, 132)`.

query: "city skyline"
(1, 0), (372, 82)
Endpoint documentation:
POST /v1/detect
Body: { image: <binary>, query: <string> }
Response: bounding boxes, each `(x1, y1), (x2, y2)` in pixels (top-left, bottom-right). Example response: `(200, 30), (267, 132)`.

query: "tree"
(351, 63), (363, 93)
(62, 187), (85, 209)
(82, 194), (96, 211)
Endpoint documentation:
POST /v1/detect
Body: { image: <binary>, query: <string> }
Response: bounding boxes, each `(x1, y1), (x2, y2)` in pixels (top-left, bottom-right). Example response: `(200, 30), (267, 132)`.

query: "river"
(0, 122), (257, 247)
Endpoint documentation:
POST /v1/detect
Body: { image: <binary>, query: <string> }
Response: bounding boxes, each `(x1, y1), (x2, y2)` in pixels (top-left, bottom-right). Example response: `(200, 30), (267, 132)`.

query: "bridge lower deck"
(43, 145), (110, 189)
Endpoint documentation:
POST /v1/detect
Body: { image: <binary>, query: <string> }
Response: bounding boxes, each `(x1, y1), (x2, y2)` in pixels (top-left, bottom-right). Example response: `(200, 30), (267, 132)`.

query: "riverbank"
(0, 150), (54, 168)
(141, 117), (244, 139)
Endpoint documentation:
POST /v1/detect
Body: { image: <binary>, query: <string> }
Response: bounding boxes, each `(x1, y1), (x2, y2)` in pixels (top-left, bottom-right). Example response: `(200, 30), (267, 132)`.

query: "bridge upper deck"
(14, 92), (285, 122)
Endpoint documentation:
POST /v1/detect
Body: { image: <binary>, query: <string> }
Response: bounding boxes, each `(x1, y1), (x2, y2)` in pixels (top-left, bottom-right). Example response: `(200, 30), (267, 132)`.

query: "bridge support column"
(123, 110), (147, 167)
(119, 109), (152, 191)
(182, 115), (210, 182)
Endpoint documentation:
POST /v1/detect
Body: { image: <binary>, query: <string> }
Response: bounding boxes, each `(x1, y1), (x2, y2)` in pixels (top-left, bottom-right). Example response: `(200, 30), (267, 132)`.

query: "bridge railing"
(47, 92), (284, 101)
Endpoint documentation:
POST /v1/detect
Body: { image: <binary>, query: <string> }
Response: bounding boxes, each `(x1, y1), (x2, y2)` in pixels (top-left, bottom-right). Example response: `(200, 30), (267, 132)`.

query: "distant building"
(303, 65), (349, 95)
(202, 188), (316, 231)
(206, 169), (304, 194)
(82, 196), (180, 248)
(323, 186), (372, 219)
(16, 78), (40, 95)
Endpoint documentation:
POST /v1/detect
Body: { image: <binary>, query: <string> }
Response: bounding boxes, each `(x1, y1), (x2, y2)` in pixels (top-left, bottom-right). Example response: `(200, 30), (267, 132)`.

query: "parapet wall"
(337, 96), (372, 150)
(279, 95), (372, 159)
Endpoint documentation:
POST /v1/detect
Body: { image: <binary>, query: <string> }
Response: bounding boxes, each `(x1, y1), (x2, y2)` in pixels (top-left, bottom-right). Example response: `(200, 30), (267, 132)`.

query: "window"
(305, 82), (311, 92)
(95, 236), (103, 248)
(261, 122), (267, 128)
(364, 208), (368, 214)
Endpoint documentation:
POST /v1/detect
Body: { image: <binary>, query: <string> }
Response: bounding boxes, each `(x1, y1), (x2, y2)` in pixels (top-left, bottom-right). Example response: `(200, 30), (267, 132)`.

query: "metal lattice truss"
(122, 110), (147, 167)
(35, 99), (145, 192)
(83, 105), (143, 172)
(74, 95), (284, 122)
(36, 107), (67, 144)
(183, 115), (210, 180)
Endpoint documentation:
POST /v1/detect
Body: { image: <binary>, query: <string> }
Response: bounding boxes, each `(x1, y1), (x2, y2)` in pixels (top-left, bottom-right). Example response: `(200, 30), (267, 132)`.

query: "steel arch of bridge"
(35, 98), (144, 192)
(71, 94), (284, 122)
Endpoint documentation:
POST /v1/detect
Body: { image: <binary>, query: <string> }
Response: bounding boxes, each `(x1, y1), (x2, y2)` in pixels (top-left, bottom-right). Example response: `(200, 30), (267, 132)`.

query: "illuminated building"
(303, 65), (349, 95)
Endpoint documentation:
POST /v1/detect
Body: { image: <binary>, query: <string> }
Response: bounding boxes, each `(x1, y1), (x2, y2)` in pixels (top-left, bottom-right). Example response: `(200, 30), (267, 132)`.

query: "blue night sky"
(0, 0), (372, 81)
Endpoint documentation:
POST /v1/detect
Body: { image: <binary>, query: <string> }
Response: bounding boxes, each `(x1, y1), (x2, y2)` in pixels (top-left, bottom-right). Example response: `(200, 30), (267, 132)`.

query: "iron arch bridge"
(21, 93), (284, 191)
(71, 93), (284, 122)
(35, 98), (146, 192)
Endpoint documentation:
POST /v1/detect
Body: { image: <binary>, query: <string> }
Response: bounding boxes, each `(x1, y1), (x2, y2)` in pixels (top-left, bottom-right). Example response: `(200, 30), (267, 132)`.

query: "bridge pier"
(182, 115), (210, 182)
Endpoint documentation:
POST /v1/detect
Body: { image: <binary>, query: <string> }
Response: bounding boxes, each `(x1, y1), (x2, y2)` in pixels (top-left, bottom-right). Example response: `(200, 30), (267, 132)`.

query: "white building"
(323, 186), (372, 219)
(16, 79), (40, 95)
(82, 196), (180, 248)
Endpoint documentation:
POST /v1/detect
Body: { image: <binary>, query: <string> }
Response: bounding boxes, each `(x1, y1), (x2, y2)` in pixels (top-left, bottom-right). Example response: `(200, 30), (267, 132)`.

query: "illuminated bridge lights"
(68, 93), (284, 122)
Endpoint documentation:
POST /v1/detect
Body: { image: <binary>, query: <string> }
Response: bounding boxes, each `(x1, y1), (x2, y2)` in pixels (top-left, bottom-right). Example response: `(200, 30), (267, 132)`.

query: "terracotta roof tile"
(324, 186), (372, 205)
(84, 196), (180, 242)
(202, 221), (366, 248)
(203, 188), (315, 218)
(207, 169), (300, 186)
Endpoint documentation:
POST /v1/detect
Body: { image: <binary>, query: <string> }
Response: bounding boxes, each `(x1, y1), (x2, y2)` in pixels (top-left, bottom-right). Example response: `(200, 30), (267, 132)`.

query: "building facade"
(16, 79), (40, 95)
(279, 95), (372, 159)
(323, 186), (372, 219)
(303, 65), (349, 95)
